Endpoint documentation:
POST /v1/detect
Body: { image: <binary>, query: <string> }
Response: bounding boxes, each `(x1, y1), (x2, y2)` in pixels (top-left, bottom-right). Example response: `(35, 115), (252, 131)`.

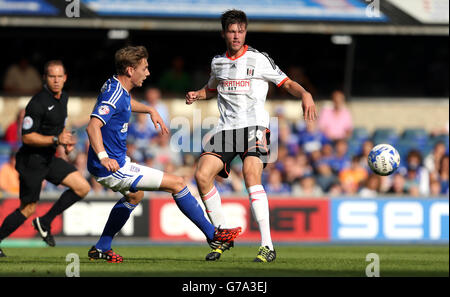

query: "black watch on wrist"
(52, 135), (59, 147)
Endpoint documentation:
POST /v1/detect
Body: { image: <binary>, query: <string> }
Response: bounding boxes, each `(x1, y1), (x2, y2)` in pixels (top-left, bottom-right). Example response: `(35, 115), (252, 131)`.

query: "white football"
(368, 144), (401, 176)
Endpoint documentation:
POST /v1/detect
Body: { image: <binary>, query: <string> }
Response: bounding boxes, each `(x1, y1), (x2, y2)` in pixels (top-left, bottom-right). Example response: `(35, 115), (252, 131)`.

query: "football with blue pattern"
(368, 144), (401, 176)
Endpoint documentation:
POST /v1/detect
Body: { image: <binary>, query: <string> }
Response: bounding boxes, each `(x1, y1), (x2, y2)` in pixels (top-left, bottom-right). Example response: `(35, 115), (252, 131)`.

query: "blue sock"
(173, 186), (215, 240)
(95, 197), (137, 252)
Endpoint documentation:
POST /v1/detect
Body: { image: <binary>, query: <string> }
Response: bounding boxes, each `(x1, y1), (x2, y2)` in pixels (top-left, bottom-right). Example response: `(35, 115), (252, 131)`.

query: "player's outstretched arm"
(86, 117), (120, 172)
(185, 86), (216, 105)
(130, 98), (169, 135)
(281, 79), (318, 122)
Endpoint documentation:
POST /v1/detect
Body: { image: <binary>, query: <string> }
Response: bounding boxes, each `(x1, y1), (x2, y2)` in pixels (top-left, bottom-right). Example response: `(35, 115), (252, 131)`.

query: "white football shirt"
(207, 45), (289, 132)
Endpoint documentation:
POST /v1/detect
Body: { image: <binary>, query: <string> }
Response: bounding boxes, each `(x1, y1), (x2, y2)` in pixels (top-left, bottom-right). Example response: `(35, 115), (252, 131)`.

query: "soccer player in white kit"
(186, 10), (317, 262)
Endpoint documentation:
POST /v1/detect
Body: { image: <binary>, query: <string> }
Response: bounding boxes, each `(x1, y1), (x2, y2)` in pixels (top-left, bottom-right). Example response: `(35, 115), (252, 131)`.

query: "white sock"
(248, 185), (274, 250)
(201, 186), (227, 228)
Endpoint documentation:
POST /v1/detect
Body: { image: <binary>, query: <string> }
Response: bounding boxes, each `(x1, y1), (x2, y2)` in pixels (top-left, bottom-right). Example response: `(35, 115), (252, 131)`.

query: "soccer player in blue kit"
(86, 46), (241, 263)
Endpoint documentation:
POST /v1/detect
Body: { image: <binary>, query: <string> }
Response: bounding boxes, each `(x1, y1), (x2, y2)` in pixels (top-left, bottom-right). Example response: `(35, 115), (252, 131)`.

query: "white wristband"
(97, 151), (109, 160)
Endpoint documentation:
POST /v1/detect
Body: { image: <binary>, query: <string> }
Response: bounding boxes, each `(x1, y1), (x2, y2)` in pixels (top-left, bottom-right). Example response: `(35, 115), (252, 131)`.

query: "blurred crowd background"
(1, 85), (448, 198)
(0, 0), (448, 199)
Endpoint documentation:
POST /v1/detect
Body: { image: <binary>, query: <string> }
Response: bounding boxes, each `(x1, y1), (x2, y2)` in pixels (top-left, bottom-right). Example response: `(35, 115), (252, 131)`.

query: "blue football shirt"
(87, 76), (132, 177)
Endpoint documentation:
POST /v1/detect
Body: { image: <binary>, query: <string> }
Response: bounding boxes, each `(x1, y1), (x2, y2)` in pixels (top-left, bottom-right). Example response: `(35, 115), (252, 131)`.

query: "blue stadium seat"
(347, 139), (363, 157)
(430, 134), (449, 147)
(402, 128), (428, 141)
(372, 128), (399, 147)
(351, 127), (370, 142)
(428, 134), (450, 155)
(396, 139), (425, 159)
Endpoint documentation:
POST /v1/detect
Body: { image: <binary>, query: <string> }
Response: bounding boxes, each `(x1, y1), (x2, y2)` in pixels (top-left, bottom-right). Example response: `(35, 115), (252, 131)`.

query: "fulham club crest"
(247, 67), (254, 77)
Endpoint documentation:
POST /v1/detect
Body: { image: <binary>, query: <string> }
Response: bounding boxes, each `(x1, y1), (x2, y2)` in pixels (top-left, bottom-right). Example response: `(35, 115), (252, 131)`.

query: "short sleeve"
(22, 97), (44, 135)
(90, 101), (116, 125)
(206, 60), (218, 92)
(90, 82), (122, 125)
(259, 52), (289, 87)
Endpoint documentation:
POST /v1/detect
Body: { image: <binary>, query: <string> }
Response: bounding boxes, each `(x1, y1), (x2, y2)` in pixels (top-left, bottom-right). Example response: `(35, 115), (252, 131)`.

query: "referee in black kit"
(0, 60), (90, 257)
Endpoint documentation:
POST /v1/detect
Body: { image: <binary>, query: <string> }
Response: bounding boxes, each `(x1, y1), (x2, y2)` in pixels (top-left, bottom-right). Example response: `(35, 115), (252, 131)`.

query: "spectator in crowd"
(295, 152), (314, 176)
(387, 173), (407, 196)
(228, 163), (246, 195)
(309, 148), (323, 170)
(403, 150), (430, 196)
(3, 58), (42, 95)
(424, 141), (447, 176)
(278, 121), (299, 155)
(359, 174), (381, 198)
(318, 90), (353, 141)
(73, 151), (90, 180)
(359, 139), (374, 171)
(339, 155), (368, 194)
(281, 155), (303, 185)
(329, 139), (351, 173)
(328, 183), (344, 196)
(158, 56), (192, 96)
(128, 112), (154, 151)
(147, 133), (182, 171)
(298, 120), (329, 155)
(430, 180), (442, 197)
(320, 143), (335, 170)
(143, 87), (170, 133)
(315, 161), (339, 193)
(407, 184), (421, 197)
(2, 109), (25, 147)
(265, 168), (291, 194)
(0, 151), (19, 195)
(437, 154), (449, 195)
(292, 174), (323, 197)
(126, 140), (145, 163)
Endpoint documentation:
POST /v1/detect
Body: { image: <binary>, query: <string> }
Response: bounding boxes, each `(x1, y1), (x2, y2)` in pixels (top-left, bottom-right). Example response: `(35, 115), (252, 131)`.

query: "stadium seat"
(350, 127), (370, 142)
(347, 139), (363, 157)
(372, 128), (399, 146)
(396, 139), (420, 157)
(430, 134), (450, 147)
(401, 128), (429, 145)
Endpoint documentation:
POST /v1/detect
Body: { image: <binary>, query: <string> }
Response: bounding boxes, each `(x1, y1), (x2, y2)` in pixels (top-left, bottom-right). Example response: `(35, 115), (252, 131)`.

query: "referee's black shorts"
(201, 126), (271, 178)
(15, 152), (77, 204)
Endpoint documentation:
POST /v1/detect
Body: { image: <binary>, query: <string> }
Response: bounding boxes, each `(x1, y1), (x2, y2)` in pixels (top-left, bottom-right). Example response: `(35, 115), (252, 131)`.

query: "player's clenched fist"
(185, 91), (199, 105)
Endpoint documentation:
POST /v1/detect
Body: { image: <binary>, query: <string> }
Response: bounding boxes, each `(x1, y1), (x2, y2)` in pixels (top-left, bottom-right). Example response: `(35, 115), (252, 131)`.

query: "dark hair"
(221, 9), (248, 31)
(115, 45), (148, 75)
(44, 60), (66, 75)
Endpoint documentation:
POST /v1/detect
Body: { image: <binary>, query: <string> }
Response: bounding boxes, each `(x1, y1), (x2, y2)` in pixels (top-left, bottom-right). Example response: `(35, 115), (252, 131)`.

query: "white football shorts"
(94, 157), (164, 196)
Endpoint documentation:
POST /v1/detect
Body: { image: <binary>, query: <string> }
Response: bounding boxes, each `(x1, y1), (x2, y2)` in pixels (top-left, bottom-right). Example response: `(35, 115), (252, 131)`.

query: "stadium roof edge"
(0, 17), (448, 36)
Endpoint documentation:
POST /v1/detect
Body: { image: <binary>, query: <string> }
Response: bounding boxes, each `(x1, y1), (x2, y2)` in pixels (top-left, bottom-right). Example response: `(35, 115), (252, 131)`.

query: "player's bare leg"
(33, 171), (90, 247)
(195, 154), (236, 261)
(195, 154), (226, 226)
(158, 173), (187, 194)
(243, 156), (276, 262)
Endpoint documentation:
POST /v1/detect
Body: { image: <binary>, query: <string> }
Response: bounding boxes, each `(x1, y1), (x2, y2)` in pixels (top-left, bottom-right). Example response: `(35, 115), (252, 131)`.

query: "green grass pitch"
(0, 244), (448, 277)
